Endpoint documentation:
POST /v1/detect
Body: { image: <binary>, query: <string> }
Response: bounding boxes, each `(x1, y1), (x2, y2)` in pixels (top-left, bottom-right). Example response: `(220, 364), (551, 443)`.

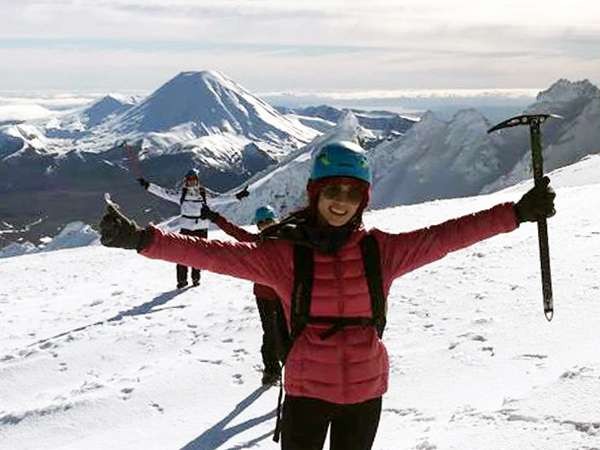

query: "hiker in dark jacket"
(100, 140), (556, 450)
(201, 204), (286, 385)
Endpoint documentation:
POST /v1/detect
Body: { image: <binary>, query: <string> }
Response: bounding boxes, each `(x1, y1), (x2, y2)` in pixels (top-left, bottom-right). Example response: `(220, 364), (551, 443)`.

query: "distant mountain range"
(0, 71), (414, 245)
(1, 74), (598, 248)
(212, 79), (600, 226)
(370, 79), (600, 208)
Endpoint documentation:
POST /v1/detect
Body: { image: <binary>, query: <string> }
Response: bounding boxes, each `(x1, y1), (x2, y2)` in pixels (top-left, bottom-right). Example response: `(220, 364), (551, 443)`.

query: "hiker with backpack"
(200, 204), (286, 386)
(138, 168), (216, 288)
(99, 141), (555, 450)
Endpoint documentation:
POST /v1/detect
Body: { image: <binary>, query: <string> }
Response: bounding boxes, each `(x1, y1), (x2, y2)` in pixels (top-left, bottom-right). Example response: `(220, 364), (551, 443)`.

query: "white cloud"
(1, 0), (599, 91)
(0, 104), (53, 122)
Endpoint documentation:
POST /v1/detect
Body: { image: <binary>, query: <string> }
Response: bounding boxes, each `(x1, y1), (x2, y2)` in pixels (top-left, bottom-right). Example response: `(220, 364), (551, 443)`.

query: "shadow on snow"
(180, 386), (277, 450)
(28, 287), (191, 348)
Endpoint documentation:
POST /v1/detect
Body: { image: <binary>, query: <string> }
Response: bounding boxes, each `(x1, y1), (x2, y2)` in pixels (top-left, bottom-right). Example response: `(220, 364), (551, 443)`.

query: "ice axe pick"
(488, 114), (562, 321)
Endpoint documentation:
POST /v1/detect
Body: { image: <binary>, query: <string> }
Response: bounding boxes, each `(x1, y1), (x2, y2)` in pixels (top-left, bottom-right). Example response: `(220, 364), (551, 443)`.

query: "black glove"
(235, 186), (249, 200)
(200, 203), (219, 222)
(99, 204), (145, 250)
(515, 176), (556, 223)
(137, 178), (149, 189)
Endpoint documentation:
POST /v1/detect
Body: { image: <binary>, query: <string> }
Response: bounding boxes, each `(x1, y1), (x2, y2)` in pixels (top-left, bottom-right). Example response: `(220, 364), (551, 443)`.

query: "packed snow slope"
(1, 157), (599, 450)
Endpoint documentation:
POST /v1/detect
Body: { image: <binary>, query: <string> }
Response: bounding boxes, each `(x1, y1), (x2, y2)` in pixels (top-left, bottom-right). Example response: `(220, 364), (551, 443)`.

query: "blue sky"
(2, 0), (599, 92)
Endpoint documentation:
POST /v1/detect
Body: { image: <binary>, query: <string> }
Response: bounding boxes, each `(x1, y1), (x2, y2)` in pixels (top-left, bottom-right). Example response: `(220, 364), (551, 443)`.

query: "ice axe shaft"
(488, 114), (561, 321)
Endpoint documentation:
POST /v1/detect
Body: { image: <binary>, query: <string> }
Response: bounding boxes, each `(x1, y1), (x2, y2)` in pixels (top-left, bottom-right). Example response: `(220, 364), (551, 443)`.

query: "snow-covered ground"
(1, 157), (599, 449)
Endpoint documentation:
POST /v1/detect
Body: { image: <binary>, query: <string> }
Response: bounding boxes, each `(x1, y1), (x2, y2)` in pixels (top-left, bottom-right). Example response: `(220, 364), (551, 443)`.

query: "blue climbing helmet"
(254, 205), (277, 224)
(185, 168), (199, 179)
(310, 141), (371, 184)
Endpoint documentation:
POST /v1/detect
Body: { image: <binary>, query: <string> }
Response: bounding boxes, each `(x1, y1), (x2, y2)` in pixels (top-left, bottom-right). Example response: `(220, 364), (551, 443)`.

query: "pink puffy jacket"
(141, 203), (518, 404)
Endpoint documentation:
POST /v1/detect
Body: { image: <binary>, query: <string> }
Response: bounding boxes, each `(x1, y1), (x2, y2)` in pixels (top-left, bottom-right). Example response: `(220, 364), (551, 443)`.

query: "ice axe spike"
(488, 113), (562, 322)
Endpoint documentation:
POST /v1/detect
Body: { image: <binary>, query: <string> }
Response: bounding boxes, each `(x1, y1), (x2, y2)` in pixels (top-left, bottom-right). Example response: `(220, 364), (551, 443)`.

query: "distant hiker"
(101, 141), (556, 450)
(137, 168), (213, 289)
(201, 203), (285, 386)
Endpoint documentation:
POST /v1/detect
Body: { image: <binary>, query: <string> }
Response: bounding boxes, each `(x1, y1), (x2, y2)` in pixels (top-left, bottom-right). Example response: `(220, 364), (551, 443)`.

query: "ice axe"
(488, 113), (561, 321)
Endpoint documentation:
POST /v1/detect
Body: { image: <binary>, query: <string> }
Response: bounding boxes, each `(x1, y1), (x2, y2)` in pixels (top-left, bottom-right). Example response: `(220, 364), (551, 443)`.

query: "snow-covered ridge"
(369, 79), (600, 207)
(536, 79), (599, 104)
(0, 221), (99, 259)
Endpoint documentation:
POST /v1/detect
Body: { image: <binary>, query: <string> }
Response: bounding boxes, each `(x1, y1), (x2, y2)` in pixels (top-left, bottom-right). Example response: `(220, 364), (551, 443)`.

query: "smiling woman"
(98, 137), (557, 450)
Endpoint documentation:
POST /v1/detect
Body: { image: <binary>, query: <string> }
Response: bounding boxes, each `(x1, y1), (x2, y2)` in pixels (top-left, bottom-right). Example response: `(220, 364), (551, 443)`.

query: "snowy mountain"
(0, 71), (320, 244)
(369, 79), (600, 208)
(0, 123), (49, 160)
(1, 157), (599, 449)
(482, 79), (600, 192)
(277, 104), (416, 139)
(111, 72), (315, 142)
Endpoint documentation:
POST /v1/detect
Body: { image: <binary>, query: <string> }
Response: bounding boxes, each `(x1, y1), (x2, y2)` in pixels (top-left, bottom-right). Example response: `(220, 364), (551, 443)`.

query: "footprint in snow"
(383, 407), (419, 417)
(560, 366), (592, 379)
(197, 359), (223, 365)
(458, 332), (487, 342)
(150, 402), (164, 413)
(18, 349), (37, 358)
(39, 341), (58, 350)
(120, 387), (134, 400)
(518, 354), (548, 360)
(232, 373), (244, 385)
(472, 317), (493, 325)
(481, 346), (495, 356)
(415, 440), (438, 450)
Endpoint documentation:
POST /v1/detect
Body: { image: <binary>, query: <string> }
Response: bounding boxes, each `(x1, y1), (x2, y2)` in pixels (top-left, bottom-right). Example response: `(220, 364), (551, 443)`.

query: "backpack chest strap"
(307, 315), (377, 339)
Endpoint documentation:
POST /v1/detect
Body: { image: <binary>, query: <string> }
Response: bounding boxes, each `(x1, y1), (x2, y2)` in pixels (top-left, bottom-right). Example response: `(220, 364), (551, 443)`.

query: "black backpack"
(273, 233), (386, 442)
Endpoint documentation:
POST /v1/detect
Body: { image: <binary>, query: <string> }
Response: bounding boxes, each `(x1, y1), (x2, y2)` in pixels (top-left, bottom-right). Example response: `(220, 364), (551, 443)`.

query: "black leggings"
(281, 395), (382, 450)
(255, 297), (285, 371)
(176, 228), (207, 283)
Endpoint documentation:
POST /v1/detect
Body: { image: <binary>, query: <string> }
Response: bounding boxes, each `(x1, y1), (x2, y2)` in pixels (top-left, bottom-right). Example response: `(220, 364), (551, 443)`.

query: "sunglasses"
(320, 184), (365, 204)
(257, 219), (275, 228)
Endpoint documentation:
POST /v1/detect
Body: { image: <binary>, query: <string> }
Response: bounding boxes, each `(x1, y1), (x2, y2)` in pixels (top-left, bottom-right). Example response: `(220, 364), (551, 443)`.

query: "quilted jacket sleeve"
(377, 202), (519, 280)
(139, 226), (286, 287)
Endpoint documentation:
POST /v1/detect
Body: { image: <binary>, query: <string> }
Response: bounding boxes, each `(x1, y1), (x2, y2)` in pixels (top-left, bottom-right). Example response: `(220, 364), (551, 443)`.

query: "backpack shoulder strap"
(359, 234), (387, 338)
(291, 244), (314, 339)
(274, 243), (313, 444)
